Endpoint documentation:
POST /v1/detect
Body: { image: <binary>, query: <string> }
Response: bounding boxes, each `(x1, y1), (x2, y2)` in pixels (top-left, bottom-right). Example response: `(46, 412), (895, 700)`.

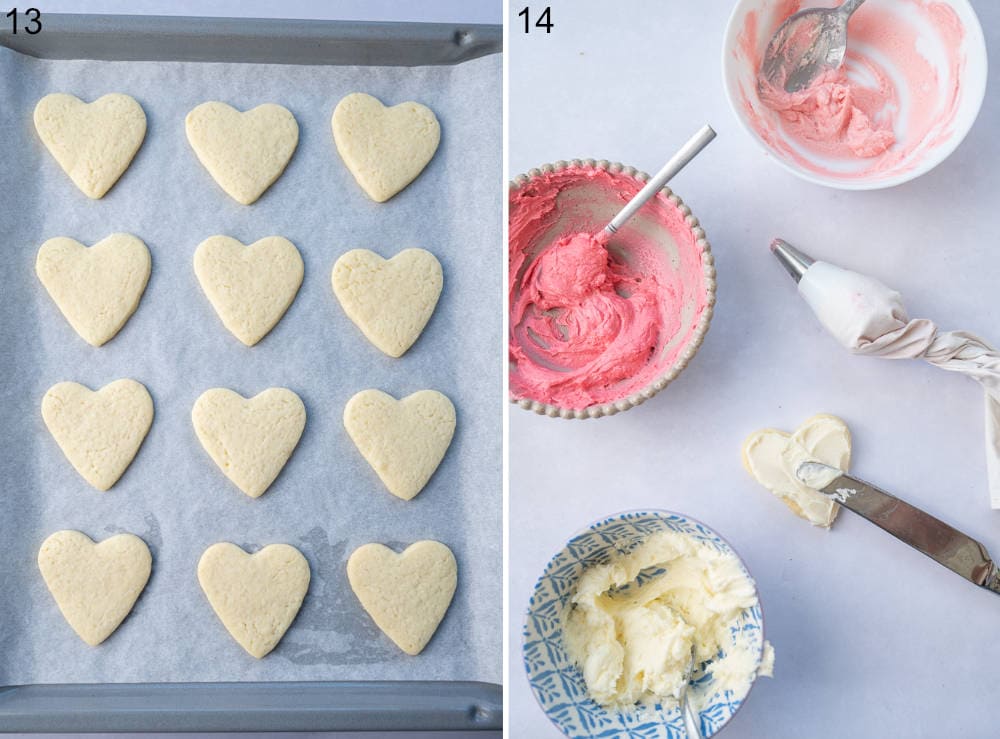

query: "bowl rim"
(521, 508), (766, 738)
(508, 160), (717, 419)
(719, 0), (989, 191)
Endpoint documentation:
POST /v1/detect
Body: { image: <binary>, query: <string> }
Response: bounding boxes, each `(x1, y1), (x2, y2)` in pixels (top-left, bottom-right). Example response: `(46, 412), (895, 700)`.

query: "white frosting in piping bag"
(799, 261), (1000, 508)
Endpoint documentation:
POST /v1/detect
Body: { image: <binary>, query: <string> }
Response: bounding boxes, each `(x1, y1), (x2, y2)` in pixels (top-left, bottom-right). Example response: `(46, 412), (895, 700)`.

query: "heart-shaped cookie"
(38, 530), (152, 646)
(742, 414), (852, 528)
(185, 102), (298, 205)
(192, 388), (306, 498)
(198, 542), (310, 659)
(42, 379), (154, 491)
(347, 540), (457, 655)
(332, 248), (443, 357)
(332, 92), (440, 202)
(36, 233), (151, 347)
(34, 92), (146, 199)
(194, 235), (303, 346)
(344, 389), (456, 501)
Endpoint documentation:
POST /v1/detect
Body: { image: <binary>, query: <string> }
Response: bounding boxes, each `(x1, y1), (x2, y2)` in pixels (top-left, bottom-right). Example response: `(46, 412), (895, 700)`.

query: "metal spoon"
(678, 644), (703, 739)
(604, 125), (716, 237)
(758, 0), (867, 94)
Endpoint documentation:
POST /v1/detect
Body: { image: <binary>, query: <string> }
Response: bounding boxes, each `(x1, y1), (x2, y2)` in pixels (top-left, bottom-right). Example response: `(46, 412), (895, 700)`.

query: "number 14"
(517, 6), (553, 34)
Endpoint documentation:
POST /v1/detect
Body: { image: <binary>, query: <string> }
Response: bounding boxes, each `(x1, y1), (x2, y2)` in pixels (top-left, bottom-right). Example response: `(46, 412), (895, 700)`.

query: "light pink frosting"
(759, 67), (896, 159)
(738, 0), (967, 179)
(509, 166), (709, 410)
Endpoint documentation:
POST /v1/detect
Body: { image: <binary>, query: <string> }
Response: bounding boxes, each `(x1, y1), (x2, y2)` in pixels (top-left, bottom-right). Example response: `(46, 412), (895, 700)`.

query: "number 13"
(6, 7), (43, 35)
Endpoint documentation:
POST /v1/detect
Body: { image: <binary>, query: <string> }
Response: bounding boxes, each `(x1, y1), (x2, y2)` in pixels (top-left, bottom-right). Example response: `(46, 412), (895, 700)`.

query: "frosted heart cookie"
(344, 389), (456, 501)
(742, 414), (852, 528)
(185, 102), (298, 204)
(34, 93), (146, 198)
(197, 542), (310, 658)
(347, 540), (457, 655)
(332, 92), (440, 202)
(36, 233), (151, 346)
(42, 379), (154, 491)
(194, 235), (303, 346)
(192, 387), (306, 498)
(38, 530), (152, 646)
(332, 248), (443, 357)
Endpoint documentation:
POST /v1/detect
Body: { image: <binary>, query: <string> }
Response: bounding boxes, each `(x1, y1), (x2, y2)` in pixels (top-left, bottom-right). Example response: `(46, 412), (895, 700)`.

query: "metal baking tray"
(0, 13), (501, 733)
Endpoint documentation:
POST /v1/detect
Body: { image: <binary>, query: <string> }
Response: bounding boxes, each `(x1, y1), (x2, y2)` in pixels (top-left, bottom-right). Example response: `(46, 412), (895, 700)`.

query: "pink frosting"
(509, 166), (709, 410)
(738, 0), (967, 179)
(759, 67), (896, 159)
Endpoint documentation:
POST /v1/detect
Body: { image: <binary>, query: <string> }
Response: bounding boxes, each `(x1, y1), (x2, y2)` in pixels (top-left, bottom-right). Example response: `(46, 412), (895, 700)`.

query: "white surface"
(510, 1), (1000, 737)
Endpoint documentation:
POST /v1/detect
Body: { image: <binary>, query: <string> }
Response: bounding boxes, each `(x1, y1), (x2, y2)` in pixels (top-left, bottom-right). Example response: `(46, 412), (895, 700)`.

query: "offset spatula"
(797, 462), (1000, 595)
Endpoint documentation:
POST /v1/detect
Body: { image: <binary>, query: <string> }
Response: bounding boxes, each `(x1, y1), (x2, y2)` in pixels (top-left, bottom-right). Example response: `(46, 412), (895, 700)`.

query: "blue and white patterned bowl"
(523, 510), (764, 738)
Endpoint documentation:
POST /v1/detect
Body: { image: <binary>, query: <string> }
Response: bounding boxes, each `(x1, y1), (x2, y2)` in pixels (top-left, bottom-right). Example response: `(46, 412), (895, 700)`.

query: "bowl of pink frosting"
(509, 161), (716, 419)
(722, 0), (987, 189)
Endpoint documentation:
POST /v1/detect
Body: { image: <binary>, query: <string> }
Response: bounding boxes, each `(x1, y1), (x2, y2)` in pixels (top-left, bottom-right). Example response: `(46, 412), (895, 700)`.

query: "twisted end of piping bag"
(770, 238), (815, 283)
(770, 238), (1000, 510)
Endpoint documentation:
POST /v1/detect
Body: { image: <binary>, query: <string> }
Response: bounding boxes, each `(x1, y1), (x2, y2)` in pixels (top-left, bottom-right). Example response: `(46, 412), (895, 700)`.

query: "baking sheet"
(0, 14), (501, 67)
(0, 43), (501, 686)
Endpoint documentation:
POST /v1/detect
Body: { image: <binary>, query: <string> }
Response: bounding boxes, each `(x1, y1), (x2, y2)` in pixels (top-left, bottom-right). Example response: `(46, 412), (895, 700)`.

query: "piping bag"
(772, 238), (1000, 509)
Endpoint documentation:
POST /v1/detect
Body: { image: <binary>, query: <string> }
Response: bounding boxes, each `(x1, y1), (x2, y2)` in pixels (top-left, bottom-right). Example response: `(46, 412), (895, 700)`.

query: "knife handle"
(820, 471), (1000, 594)
(985, 566), (1000, 596)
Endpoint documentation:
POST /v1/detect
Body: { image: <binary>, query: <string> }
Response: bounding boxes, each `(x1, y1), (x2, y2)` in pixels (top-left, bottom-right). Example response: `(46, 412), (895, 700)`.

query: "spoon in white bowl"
(603, 125), (716, 238)
(758, 0), (867, 93)
(679, 644), (703, 739)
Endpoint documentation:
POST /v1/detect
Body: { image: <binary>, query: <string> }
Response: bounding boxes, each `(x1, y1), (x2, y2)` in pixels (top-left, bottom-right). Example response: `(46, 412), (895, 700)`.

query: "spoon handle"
(604, 124), (716, 235)
(839, 0), (866, 16)
(683, 698), (703, 738)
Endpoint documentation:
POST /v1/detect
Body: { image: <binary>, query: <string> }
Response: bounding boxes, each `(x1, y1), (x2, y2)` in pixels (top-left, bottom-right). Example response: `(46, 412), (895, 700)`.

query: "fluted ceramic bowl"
(509, 160), (716, 419)
(523, 510), (765, 738)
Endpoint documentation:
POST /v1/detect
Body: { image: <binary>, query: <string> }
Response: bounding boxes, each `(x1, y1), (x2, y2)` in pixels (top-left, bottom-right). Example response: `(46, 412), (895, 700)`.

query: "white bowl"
(722, 0), (988, 189)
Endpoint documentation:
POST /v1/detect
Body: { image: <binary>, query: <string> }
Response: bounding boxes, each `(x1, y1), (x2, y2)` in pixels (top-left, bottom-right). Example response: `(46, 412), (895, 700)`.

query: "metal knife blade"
(797, 462), (1000, 595)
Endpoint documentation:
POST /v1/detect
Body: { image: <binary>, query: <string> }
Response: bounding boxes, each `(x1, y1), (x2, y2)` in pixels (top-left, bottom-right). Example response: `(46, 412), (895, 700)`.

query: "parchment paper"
(0, 46), (501, 685)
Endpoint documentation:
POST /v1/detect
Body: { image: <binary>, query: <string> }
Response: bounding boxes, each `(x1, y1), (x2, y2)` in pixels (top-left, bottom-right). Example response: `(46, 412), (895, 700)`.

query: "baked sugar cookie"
(343, 389), (455, 501)
(332, 92), (440, 202)
(347, 540), (457, 655)
(742, 414), (852, 528)
(36, 233), (151, 347)
(185, 102), (298, 204)
(38, 530), (151, 646)
(332, 248), (443, 357)
(198, 542), (310, 659)
(192, 388), (306, 498)
(42, 379), (154, 491)
(194, 235), (303, 346)
(34, 92), (146, 199)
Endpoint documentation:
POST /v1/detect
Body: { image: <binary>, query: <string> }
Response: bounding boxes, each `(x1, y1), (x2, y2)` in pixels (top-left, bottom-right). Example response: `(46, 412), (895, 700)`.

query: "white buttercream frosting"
(796, 461), (843, 491)
(798, 261), (908, 351)
(562, 531), (772, 711)
(743, 414), (852, 527)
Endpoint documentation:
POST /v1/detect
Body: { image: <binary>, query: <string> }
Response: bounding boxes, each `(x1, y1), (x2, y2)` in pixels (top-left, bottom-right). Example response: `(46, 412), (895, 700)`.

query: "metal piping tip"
(770, 238), (815, 284)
